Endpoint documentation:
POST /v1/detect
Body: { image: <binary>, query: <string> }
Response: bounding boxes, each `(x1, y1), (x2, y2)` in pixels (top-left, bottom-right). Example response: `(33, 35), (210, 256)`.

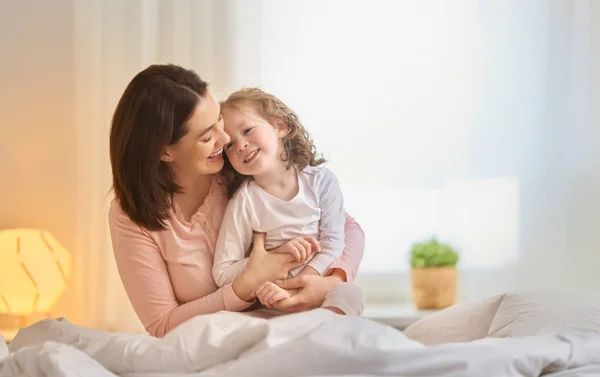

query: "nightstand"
(363, 302), (437, 330)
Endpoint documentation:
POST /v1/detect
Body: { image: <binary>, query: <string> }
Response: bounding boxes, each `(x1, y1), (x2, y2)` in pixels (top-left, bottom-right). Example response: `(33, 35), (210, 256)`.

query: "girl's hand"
(272, 236), (321, 262)
(254, 281), (297, 308)
(233, 233), (307, 301)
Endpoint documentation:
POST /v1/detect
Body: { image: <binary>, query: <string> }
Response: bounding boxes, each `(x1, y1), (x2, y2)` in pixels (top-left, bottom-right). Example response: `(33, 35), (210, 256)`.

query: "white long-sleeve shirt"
(212, 165), (346, 287)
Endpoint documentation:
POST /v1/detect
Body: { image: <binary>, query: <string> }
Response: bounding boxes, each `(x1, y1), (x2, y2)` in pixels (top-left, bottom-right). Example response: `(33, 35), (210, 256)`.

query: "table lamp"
(0, 228), (71, 340)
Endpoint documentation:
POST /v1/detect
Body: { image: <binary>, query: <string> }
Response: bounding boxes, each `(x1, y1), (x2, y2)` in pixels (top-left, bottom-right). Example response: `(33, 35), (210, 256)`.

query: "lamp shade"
(0, 228), (71, 315)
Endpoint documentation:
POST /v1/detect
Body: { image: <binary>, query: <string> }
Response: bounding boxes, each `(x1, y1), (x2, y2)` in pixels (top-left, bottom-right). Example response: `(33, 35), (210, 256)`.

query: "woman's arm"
(325, 213), (365, 282)
(109, 202), (253, 337)
(110, 202), (307, 336)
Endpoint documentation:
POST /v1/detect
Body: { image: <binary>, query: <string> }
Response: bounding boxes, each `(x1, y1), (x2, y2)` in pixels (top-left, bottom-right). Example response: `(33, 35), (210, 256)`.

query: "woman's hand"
(272, 269), (346, 312)
(272, 236), (321, 262)
(232, 233), (311, 301)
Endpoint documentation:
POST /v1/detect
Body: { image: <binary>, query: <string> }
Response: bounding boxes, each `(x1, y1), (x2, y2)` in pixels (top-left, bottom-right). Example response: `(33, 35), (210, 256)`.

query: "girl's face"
(222, 104), (288, 177)
(161, 93), (230, 179)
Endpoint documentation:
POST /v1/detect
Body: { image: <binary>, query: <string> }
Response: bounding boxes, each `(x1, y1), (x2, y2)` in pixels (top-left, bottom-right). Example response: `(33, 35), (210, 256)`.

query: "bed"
(1, 292), (600, 376)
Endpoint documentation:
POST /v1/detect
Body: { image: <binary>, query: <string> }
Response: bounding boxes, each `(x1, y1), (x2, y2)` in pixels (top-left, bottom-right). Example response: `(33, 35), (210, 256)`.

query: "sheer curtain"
(73, 0), (600, 331)
(73, 0), (224, 333)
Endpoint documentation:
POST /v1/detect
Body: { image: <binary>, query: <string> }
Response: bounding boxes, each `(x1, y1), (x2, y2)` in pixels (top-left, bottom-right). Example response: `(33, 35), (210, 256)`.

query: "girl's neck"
(253, 162), (298, 201)
(173, 173), (213, 221)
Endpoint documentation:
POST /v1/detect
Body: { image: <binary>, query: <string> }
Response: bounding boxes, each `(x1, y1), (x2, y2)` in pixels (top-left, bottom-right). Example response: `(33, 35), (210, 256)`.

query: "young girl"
(212, 88), (364, 316)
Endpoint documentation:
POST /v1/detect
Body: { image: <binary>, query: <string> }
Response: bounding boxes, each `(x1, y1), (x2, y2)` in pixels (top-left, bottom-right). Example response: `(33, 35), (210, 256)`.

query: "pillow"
(403, 294), (504, 346)
(487, 292), (600, 338)
(0, 335), (7, 360)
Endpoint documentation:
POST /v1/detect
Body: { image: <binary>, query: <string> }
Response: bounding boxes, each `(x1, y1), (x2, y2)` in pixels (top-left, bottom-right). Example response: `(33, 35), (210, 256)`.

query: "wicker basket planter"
(411, 266), (457, 309)
(409, 237), (460, 310)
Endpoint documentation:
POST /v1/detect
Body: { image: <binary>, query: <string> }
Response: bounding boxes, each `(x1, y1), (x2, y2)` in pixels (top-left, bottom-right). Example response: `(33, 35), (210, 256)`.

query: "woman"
(108, 64), (364, 337)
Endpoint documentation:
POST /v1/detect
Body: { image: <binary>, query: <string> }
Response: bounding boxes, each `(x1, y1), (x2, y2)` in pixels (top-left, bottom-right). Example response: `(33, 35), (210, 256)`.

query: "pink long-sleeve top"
(108, 174), (364, 338)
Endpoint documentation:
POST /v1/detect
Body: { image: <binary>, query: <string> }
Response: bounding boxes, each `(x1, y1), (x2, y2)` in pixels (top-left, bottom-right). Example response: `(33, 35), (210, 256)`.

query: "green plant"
(410, 237), (459, 268)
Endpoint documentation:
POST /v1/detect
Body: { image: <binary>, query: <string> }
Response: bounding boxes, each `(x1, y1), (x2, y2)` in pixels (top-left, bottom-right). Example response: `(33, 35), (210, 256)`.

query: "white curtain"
(70, 0), (600, 331)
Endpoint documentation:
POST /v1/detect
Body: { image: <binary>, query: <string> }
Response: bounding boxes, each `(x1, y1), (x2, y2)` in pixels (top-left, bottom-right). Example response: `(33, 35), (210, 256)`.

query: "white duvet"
(1, 309), (600, 377)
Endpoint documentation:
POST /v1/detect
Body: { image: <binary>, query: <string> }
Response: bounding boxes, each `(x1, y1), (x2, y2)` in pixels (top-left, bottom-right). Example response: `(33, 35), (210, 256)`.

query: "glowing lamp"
(0, 229), (71, 327)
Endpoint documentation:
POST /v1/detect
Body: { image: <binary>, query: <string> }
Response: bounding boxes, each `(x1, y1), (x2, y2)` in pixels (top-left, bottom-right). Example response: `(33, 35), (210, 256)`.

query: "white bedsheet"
(1, 309), (600, 377)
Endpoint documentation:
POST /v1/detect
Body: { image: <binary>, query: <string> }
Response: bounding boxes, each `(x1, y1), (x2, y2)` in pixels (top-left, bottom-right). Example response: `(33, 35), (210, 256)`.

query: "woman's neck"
(173, 174), (213, 221)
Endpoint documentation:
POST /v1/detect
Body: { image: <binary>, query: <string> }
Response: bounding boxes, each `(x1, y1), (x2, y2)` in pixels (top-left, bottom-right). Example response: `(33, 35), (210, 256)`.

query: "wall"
(0, 0), (80, 322)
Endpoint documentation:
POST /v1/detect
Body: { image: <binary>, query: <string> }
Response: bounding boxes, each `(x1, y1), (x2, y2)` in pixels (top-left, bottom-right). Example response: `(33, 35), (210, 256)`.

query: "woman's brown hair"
(221, 88), (326, 198)
(110, 64), (208, 231)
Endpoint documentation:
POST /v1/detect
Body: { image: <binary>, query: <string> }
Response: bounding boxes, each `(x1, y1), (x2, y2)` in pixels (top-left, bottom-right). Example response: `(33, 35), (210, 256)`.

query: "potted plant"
(410, 237), (460, 310)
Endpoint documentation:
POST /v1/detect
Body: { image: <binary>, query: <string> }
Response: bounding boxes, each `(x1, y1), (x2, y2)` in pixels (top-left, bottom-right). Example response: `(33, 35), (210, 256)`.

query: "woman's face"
(162, 93), (230, 179)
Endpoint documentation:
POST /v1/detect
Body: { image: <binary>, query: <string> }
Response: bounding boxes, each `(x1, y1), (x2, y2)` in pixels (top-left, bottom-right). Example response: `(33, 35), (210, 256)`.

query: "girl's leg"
(322, 282), (365, 316)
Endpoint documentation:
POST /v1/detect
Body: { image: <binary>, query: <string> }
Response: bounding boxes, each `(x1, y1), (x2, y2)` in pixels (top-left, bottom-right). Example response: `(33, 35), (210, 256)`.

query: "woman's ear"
(160, 147), (174, 162)
(273, 117), (289, 138)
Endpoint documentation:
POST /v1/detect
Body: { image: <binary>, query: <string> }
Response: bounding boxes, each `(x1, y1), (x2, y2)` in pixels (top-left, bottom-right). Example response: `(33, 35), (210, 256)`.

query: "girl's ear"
(273, 117), (289, 138)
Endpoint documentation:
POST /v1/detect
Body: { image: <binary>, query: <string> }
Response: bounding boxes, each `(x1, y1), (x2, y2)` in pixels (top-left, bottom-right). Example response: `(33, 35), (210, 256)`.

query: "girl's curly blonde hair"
(221, 88), (326, 198)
